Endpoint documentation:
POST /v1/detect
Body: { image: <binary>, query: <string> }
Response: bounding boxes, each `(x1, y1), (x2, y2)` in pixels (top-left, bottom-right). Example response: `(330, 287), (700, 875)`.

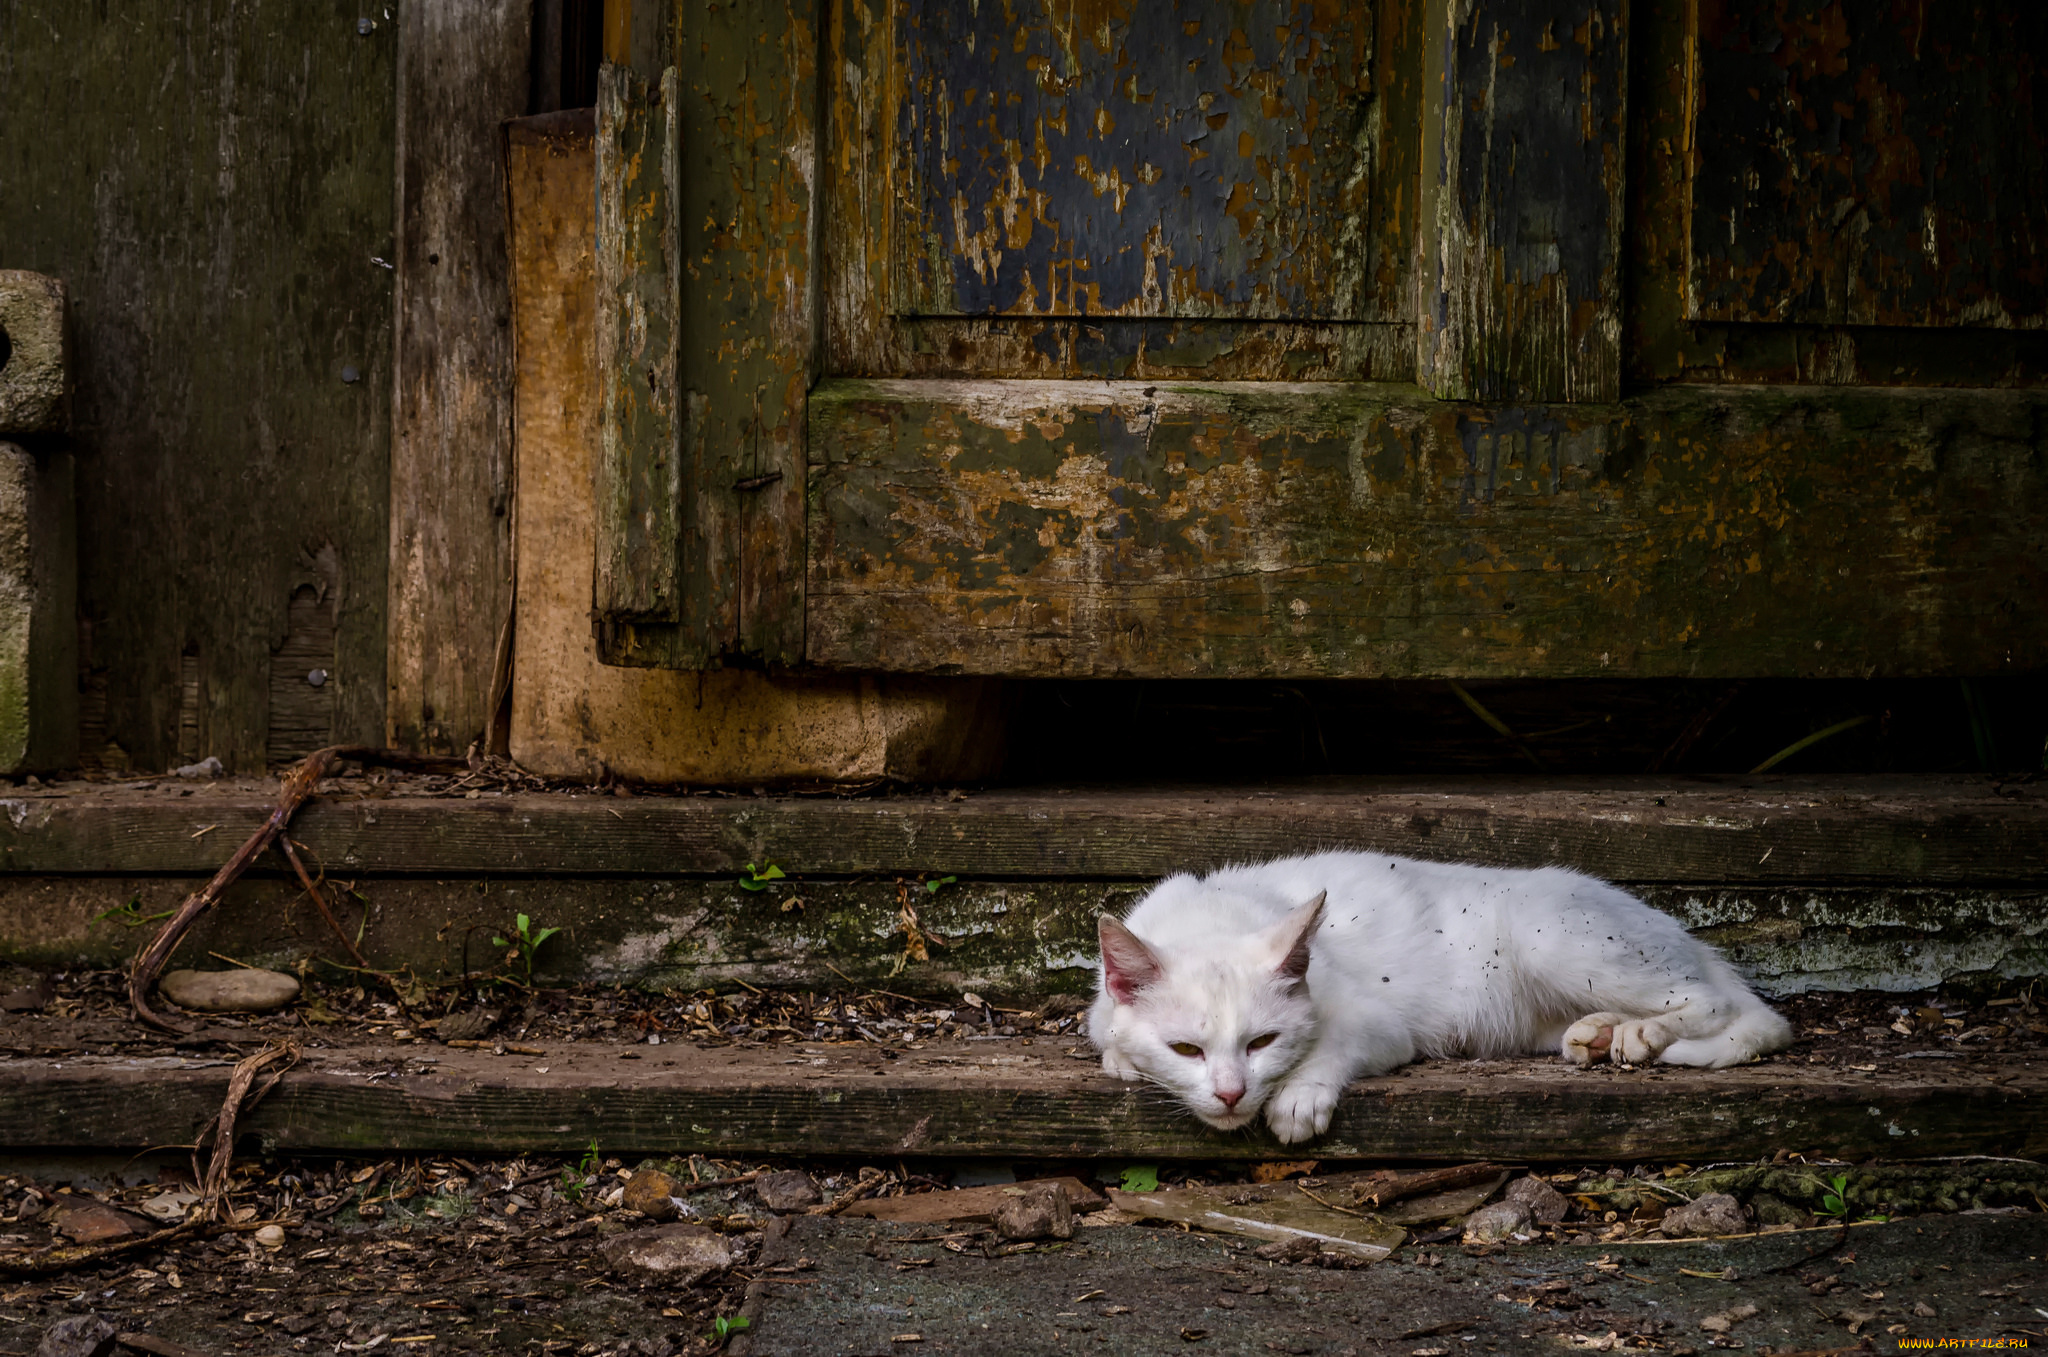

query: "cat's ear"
(1273, 891), (1327, 983)
(1098, 915), (1164, 1004)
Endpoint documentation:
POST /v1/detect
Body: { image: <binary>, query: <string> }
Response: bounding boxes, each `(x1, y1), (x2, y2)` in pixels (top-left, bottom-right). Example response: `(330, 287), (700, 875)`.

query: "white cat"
(1089, 851), (1792, 1144)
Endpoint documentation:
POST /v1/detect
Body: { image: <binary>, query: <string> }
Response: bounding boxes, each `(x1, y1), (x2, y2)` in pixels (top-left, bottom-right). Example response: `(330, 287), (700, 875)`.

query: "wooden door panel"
(895, 0), (1376, 321)
(1687, 0), (2048, 330)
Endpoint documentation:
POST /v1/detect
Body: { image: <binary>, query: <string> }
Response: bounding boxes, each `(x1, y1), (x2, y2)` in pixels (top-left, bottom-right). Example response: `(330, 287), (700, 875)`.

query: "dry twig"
(126, 744), (463, 1030)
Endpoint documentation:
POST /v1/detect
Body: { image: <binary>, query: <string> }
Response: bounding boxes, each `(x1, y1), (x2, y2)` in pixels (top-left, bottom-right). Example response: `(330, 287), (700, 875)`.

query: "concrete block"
(0, 441), (78, 774)
(0, 272), (67, 435)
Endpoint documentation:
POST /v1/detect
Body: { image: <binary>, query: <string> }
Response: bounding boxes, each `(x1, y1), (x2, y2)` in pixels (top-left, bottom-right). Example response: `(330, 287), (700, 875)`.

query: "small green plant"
(95, 897), (175, 929)
(1811, 1172), (1887, 1224)
(924, 874), (958, 894)
(561, 1136), (601, 1201)
(491, 912), (561, 987)
(739, 861), (786, 891)
(709, 1315), (750, 1344)
(1119, 1165), (1160, 1193)
(1816, 1173), (1852, 1219)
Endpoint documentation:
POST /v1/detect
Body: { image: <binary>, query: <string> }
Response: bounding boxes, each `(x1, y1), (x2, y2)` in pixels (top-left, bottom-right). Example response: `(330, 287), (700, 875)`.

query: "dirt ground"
(2, 1147), (2044, 1357)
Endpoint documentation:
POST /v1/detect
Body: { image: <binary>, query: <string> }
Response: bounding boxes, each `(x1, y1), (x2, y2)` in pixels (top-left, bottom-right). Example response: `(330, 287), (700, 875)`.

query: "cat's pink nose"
(1216, 1088), (1243, 1109)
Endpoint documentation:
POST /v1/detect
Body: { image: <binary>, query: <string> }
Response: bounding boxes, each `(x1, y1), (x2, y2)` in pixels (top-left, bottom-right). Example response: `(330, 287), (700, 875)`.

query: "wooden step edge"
(0, 776), (2042, 881)
(2, 1040), (2039, 1163)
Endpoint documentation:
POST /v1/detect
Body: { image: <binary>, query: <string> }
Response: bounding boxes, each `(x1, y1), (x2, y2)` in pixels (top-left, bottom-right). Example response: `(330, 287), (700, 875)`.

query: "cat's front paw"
(1265, 1078), (1340, 1144)
(1562, 1012), (1629, 1066)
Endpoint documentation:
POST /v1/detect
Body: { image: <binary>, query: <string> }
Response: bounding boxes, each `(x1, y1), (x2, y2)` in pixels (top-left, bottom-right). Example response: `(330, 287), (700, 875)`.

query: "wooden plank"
(507, 110), (1004, 782)
(821, 0), (1415, 383)
(2, 1041), (2039, 1161)
(596, 0), (818, 668)
(2, 873), (2041, 1001)
(893, 0), (1375, 321)
(1686, 0), (2048, 331)
(1625, 0), (2048, 390)
(0, 778), (2039, 882)
(593, 60), (685, 625)
(386, 1), (530, 757)
(0, 1), (395, 771)
(806, 378), (2047, 679)
(1418, 0), (1628, 402)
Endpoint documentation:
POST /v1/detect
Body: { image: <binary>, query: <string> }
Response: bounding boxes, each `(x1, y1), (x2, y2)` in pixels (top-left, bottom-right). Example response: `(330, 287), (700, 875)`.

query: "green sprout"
(709, 1315), (751, 1344)
(739, 862), (786, 892)
(1119, 1165), (1160, 1193)
(924, 875), (958, 894)
(491, 912), (561, 987)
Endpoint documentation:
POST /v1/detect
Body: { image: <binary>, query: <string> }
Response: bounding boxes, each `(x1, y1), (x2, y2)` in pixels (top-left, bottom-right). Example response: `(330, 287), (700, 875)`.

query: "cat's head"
(1094, 891), (1326, 1132)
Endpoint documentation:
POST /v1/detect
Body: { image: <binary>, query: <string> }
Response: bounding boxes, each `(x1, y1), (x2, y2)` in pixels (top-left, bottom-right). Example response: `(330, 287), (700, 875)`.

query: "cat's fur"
(1089, 851), (1792, 1143)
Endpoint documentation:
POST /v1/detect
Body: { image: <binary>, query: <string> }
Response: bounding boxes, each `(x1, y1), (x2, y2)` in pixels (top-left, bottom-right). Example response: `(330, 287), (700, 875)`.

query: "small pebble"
(160, 968), (300, 1013)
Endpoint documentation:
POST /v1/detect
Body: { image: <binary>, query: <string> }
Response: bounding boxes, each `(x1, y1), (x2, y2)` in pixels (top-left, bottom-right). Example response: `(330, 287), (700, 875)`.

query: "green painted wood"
(594, 59), (685, 625)
(2, 1044), (2039, 1161)
(1418, 0), (1628, 403)
(0, 1), (395, 771)
(0, 779), (2039, 882)
(595, 0), (817, 669)
(805, 378), (2046, 680)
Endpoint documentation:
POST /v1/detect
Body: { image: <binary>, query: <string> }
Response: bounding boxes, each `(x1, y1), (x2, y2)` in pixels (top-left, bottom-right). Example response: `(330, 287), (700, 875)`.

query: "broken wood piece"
(1106, 1186), (1405, 1261)
(1357, 1163), (1506, 1210)
(836, 1178), (1105, 1225)
(195, 1040), (301, 1216)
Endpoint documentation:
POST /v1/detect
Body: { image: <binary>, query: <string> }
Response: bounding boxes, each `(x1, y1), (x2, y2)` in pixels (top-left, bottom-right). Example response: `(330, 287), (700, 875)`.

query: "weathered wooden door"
(590, 0), (2047, 681)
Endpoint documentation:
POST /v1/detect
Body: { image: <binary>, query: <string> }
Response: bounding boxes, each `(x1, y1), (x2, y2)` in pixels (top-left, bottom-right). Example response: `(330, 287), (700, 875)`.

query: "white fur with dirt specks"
(1089, 851), (1792, 1144)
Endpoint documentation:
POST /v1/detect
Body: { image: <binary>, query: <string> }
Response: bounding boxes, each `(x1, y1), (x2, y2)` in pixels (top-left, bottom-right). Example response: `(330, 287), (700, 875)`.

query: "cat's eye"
(1167, 1041), (1203, 1058)
(1246, 1032), (1280, 1052)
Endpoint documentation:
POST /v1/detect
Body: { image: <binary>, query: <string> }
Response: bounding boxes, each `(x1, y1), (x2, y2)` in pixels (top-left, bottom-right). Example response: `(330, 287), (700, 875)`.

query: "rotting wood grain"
(387, 0), (530, 757)
(2, 1042), (2039, 1161)
(822, 0), (1417, 382)
(0, 2), (394, 770)
(1686, 0), (2048, 332)
(805, 378), (2046, 679)
(894, 0), (1374, 322)
(0, 778), (2039, 883)
(594, 60), (685, 626)
(1419, 0), (1628, 403)
(595, 0), (819, 669)
(1625, 0), (2048, 390)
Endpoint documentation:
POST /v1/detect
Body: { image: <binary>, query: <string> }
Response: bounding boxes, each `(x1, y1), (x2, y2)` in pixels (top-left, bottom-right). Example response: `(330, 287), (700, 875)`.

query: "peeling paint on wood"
(594, 60), (684, 624)
(1420, 0), (1628, 403)
(825, 0), (1417, 381)
(1627, 0), (2048, 390)
(1687, 0), (2048, 331)
(595, 0), (818, 668)
(896, 0), (1374, 320)
(807, 377), (2046, 679)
